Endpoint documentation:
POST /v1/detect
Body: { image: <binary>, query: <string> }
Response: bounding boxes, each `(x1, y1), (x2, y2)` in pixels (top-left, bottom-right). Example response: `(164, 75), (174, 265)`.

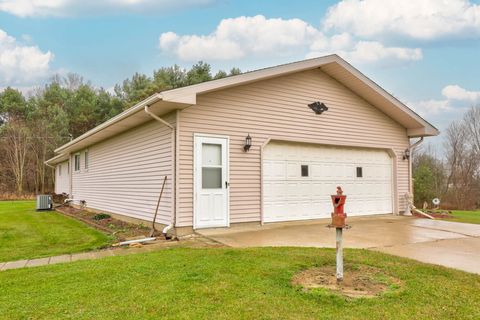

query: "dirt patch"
(56, 205), (152, 241)
(292, 265), (401, 298)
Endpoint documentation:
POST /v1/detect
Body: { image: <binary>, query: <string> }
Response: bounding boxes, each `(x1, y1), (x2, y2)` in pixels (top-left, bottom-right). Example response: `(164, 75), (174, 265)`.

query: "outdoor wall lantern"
(403, 148), (410, 160)
(308, 101), (329, 114)
(244, 134), (252, 152)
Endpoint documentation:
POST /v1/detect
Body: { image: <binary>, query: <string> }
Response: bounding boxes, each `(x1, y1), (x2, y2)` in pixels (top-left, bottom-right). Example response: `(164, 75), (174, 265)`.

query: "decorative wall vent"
(308, 101), (328, 114)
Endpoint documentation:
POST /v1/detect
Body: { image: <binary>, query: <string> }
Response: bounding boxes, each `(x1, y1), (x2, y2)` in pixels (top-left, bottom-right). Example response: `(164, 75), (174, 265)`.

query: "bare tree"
(464, 105), (480, 155)
(443, 121), (467, 196)
(442, 107), (480, 209)
(2, 120), (30, 193)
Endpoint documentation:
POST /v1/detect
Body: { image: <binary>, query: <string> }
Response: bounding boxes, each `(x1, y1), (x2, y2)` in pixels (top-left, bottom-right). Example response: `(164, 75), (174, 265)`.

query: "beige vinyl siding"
(71, 113), (175, 224)
(177, 68), (409, 227)
(55, 161), (70, 194)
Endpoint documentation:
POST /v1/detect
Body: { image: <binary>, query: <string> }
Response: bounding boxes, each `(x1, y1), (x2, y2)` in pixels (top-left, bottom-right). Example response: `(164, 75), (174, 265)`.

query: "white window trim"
(74, 153), (81, 172)
(84, 149), (89, 171)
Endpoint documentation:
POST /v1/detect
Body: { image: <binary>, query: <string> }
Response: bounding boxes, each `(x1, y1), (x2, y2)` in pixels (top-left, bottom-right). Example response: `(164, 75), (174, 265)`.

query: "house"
(46, 55), (439, 235)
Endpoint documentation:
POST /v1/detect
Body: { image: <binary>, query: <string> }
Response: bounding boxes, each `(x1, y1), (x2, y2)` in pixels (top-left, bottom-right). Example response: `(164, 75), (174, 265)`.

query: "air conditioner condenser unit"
(36, 195), (53, 211)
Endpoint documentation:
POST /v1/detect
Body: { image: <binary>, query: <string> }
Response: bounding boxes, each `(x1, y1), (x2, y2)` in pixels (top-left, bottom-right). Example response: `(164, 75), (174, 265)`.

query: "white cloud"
(441, 85), (480, 102)
(307, 36), (422, 65)
(0, 29), (54, 86)
(160, 15), (323, 61)
(410, 99), (452, 116)
(0, 85), (42, 96)
(409, 84), (480, 116)
(105, 86), (116, 95)
(0, 0), (216, 17)
(159, 15), (422, 65)
(323, 0), (480, 40)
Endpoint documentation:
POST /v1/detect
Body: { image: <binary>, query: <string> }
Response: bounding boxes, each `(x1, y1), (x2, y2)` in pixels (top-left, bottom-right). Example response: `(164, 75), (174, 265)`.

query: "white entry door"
(194, 135), (229, 229)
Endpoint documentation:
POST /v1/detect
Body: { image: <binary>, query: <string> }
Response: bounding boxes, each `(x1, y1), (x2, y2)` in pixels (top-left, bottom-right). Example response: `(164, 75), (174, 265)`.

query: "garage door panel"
(263, 142), (393, 223)
(263, 181), (287, 200)
(366, 165), (389, 179)
(285, 182), (312, 201)
(294, 184), (312, 199)
(311, 182), (330, 197)
(263, 161), (286, 180)
(310, 164), (323, 179)
(286, 162), (299, 178)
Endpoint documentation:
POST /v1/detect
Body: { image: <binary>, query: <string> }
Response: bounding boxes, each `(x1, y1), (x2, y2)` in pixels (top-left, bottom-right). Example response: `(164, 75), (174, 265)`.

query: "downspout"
(408, 137), (424, 195)
(144, 105), (176, 236)
(68, 153), (73, 198)
(45, 162), (55, 194)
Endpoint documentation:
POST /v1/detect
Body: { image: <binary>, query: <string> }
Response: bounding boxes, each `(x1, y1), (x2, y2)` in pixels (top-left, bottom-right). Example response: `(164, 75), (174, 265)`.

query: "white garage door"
(262, 142), (393, 223)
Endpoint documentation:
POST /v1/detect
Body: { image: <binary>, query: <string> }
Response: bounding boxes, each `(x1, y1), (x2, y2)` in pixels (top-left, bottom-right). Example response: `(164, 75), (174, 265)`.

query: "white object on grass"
(114, 237), (156, 246)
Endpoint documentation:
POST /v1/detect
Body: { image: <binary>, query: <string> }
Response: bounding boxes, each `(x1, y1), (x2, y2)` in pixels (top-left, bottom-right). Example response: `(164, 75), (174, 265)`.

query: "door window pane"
(202, 167), (222, 188)
(202, 143), (221, 166)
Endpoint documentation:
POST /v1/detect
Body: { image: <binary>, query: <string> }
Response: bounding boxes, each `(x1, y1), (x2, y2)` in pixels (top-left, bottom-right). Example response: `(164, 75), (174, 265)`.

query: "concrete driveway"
(197, 215), (480, 274)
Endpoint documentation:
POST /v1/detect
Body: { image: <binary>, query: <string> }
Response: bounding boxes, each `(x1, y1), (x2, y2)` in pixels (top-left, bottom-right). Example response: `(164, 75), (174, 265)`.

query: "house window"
(74, 154), (80, 171)
(301, 165), (309, 177)
(356, 167), (363, 178)
(84, 150), (89, 170)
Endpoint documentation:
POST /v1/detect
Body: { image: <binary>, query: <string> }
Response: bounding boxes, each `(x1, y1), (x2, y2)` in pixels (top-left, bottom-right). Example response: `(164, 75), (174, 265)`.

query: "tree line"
(413, 106), (480, 210)
(0, 62), (241, 195)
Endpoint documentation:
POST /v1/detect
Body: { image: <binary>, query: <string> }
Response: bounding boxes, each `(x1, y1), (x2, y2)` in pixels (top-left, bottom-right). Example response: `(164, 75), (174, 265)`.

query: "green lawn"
(449, 210), (480, 224)
(0, 201), (111, 261)
(0, 247), (479, 319)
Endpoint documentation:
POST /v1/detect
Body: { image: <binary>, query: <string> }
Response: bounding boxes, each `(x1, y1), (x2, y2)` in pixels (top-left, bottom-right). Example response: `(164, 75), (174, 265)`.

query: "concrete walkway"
(0, 236), (222, 271)
(198, 215), (480, 274)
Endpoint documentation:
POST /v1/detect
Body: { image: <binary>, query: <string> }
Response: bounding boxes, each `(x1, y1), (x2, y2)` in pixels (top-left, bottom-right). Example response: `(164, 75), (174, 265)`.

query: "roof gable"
(161, 54), (438, 136)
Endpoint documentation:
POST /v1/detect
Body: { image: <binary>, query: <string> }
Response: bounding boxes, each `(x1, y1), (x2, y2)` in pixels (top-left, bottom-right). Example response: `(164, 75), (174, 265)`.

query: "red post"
(331, 186), (347, 228)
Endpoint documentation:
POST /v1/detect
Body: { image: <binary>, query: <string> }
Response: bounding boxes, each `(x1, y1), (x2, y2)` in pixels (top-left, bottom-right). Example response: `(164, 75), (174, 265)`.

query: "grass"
(449, 210), (480, 225)
(0, 247), (479, 319)
(0, 201), (111, 262)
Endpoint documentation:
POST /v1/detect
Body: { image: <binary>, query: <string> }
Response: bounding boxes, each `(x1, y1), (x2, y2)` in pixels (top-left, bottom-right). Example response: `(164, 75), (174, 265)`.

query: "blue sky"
(1, 0), (480, 143)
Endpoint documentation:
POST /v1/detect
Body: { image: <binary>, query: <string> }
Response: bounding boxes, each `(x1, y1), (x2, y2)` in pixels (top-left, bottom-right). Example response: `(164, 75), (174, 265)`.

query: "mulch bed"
(292, 265), (402, 298)
(55, 205), (157, 241)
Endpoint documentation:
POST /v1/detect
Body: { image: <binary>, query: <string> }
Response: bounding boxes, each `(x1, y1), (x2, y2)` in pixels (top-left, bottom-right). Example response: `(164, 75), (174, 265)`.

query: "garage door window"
(356, 167), (363, 178)
(301, 165), (309, 177)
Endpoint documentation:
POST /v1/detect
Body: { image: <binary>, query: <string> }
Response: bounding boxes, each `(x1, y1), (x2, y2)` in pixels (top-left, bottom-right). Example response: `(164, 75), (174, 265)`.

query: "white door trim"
(193, 134), (230, 229)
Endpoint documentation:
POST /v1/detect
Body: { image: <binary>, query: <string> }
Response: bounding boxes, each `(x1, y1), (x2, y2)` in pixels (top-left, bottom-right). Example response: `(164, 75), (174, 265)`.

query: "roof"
(46, 54), (439, 165)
